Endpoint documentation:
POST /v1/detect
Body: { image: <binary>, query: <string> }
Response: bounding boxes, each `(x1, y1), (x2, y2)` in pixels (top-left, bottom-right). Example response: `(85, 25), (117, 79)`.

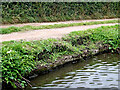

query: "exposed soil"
(0, 23), (117, 42)
(0, 18), (118, 28)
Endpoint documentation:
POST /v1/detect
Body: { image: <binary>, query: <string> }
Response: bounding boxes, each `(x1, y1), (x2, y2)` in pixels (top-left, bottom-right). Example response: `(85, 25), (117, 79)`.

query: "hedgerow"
(1, 25), (119, 89)
(2, 2), (119, 24)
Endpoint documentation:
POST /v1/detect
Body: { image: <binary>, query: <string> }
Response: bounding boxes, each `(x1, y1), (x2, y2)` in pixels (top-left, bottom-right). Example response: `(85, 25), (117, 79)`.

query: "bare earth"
(0, 23), (117, 42)
(0, 18), (118, 28)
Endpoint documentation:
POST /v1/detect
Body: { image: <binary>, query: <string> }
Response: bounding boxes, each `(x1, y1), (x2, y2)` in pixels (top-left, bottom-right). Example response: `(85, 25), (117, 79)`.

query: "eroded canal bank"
(26, 53), (119, 89)
(1, 25), (119, 89)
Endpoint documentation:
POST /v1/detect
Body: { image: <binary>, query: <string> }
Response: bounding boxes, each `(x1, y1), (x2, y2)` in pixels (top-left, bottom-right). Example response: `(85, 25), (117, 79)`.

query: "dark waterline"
(26, 53), (119, 89)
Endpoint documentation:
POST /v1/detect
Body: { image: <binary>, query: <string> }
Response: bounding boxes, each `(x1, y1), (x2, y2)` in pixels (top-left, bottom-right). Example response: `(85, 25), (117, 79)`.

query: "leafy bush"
(1, 41), (36, 88)
(2, 2), (119, 24)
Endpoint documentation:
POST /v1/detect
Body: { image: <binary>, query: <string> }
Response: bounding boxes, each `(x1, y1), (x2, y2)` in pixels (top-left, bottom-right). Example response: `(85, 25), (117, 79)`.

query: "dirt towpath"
(1, 23), (117, 42)
(0, 18), (118, 28)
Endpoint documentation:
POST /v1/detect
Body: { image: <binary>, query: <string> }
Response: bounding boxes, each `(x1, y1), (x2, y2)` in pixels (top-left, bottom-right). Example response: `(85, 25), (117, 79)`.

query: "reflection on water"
(27, 53), (119, 89)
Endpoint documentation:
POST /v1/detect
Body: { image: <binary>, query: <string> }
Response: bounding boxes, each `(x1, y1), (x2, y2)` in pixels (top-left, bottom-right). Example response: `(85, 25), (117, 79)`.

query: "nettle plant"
(88, 25), (119, 50)
(1, 41), (36, 88)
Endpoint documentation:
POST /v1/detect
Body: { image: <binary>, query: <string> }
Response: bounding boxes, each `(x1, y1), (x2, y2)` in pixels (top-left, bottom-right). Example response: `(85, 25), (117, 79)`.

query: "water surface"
(27, 53), (119, 89)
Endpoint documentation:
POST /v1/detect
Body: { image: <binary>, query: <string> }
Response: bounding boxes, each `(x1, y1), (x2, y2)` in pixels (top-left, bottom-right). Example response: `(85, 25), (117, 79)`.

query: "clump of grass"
(0, 20), (118, 34)
(1, 26), (21, 34)
(1, 25), (119, 88)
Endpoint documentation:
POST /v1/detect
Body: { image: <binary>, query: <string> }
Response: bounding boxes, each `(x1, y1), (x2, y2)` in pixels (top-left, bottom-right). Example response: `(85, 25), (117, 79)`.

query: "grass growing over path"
(1, 25), (119, 88)
(0, 20), (118, 34)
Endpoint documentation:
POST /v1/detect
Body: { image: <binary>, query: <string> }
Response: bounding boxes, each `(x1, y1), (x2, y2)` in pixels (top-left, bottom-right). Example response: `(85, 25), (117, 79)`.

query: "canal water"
(26, 53), (119, 89)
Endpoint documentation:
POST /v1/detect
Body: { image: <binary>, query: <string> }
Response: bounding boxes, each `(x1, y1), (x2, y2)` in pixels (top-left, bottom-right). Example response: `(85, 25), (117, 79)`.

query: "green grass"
(0, 20), (118, 34)
(1, 25), (119, 88)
